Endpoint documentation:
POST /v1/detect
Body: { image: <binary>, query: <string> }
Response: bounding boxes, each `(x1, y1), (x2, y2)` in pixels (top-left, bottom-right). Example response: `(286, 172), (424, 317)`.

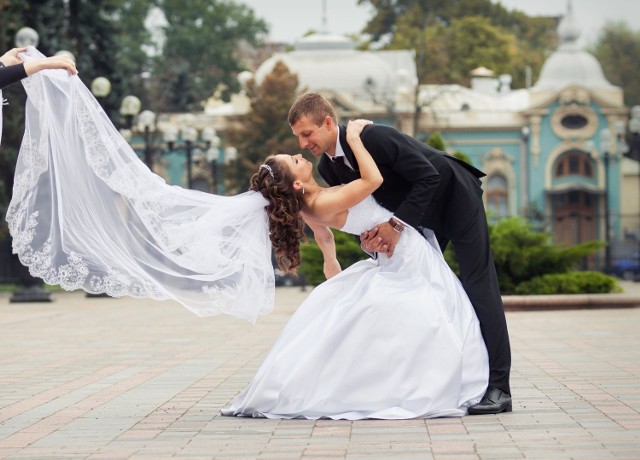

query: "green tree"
(593, 21), (640, 107)
(359, 0), (556, 88)
(0, 0), (151, 231)
(447, 16), (516, 84)
(359, 0), (450, 43)
(99, 0), (154, 122)
(0, 0), (141, 101)
(152, 0), (268, 112)
(226, 60), (300, 194)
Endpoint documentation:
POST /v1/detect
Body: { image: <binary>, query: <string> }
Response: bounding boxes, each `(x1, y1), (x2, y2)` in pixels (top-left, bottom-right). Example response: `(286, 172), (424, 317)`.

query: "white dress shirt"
(325, 128), (355, 170)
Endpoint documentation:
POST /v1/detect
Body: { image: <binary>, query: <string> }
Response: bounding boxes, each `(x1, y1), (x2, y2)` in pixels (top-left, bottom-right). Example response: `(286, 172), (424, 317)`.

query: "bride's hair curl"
(249, 156), (305, 274)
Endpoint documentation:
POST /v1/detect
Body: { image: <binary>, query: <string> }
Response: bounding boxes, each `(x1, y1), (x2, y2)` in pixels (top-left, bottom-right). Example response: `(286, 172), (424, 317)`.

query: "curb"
(503, 293), (640, 311)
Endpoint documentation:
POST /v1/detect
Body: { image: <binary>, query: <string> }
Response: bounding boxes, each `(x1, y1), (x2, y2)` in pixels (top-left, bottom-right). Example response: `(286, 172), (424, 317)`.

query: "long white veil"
(4, 47), (274, 322)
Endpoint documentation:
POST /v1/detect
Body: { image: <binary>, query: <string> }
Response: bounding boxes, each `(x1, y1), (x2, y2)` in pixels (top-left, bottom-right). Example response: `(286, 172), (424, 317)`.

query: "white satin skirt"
(222, 249), (489, 420)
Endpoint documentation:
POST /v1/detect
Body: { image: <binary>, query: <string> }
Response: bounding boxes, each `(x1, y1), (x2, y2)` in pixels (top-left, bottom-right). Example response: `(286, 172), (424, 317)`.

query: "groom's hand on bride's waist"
(360, 228), (383, 256)
(361, 223), (400, 257)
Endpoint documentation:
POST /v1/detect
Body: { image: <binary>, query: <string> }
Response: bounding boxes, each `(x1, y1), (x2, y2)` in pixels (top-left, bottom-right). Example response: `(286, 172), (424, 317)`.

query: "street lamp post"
(85, 78), (117, 299)
(118, 100), (229, 194)
(15, 27), (39, 47)
(222, 147), (238, 195)
(119, 95), (141, 132)
(8, 28), (51, 303)
(91, 76), (112, 119)
(164, 125), (213, 190)
(91, 77), (111, 98)
(601, 128), (614, 274)
(207, 131), (221, 194)
(203, 132), (237, 195)
(521, 126), (531, 218)
(182, 126), (198, 189)
(137, 110), (156, 169)
(626, 106), (640, 162)
(624, 106), (640, 256)
(201, 128), (219, 193)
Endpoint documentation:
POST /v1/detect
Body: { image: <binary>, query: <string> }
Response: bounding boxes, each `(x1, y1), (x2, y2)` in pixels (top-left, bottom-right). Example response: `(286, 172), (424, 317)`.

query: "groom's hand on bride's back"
(361, 226), (398, 257)
(374, 222), (401, 257)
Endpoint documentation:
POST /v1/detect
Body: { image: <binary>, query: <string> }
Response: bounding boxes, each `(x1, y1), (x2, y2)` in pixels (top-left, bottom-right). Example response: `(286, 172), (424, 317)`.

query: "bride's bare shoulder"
(303, 187), (348, 228)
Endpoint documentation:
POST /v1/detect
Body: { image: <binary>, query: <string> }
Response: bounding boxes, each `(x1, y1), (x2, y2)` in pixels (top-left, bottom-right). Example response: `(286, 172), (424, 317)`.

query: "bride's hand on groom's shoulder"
(346, 119), (372, 142)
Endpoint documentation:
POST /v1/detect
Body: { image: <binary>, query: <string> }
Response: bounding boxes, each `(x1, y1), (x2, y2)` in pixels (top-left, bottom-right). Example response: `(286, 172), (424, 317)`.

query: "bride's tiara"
(260, 164), (274, 179)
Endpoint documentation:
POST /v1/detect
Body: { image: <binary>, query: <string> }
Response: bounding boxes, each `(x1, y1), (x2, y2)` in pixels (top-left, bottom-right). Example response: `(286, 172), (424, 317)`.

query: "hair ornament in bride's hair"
(260, 164), (274, 179)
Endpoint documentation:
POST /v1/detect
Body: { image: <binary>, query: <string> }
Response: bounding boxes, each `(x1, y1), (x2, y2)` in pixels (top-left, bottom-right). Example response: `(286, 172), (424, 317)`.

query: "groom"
(288, 92), (512, 415)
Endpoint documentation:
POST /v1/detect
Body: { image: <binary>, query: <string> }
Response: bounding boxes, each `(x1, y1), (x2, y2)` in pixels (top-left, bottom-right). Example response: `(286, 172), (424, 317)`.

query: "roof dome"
(293, 32), (355, 51)
(255, 33), (396, 97)
(533, 1), (614, 91)
(470, 66), (495, 78)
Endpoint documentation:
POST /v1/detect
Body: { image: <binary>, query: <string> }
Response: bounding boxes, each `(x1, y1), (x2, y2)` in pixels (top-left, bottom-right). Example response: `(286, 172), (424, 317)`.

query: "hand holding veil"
(5, 47), (274, 322)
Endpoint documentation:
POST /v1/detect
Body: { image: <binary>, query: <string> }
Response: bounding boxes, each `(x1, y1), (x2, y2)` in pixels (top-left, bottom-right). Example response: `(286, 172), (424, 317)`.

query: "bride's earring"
(302, 187), (305, 195)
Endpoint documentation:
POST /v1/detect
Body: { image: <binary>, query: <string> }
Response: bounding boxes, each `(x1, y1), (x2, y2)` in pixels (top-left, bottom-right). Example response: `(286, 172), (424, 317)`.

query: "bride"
(221, 121), (488, 419)
(5, 48), (488, 420)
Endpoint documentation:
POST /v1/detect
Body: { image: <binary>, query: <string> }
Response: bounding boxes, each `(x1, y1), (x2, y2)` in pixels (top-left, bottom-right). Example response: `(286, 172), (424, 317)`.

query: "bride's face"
(275, 154), (312, 182)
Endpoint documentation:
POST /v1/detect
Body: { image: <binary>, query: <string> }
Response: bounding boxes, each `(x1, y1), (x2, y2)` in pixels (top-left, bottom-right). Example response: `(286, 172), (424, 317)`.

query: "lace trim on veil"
(5, 47), (274, 322)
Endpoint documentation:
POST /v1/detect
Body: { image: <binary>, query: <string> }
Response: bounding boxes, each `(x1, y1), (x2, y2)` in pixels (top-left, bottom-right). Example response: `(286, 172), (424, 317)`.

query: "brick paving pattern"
(1, 283), (639, 459)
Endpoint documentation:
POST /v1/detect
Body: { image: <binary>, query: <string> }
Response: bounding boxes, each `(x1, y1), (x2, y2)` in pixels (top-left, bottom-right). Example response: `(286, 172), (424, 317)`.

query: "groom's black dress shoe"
(467, 388), (512, 415)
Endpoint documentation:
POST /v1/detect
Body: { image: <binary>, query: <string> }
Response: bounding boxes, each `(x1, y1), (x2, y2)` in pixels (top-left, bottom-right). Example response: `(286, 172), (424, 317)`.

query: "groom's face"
(291, 115), (336, 158)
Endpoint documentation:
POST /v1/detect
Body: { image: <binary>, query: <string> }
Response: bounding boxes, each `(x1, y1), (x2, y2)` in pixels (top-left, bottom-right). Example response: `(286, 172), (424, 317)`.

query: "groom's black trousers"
(437, 202), (511, 395)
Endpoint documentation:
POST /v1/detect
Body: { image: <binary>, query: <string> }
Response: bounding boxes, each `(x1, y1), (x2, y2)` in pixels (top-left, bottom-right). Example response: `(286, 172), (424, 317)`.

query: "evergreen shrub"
(300, 230), (368, 285)
(514, 271), (620, 295)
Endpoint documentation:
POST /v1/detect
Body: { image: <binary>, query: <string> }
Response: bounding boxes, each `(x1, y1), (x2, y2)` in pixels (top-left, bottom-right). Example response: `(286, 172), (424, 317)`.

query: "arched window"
(487, 175), (508, 218)
(555, 152), (593, 178)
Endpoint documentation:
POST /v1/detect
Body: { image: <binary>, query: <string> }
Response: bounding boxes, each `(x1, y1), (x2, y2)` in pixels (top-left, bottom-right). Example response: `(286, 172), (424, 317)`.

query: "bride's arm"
(313, 119), (383, 216)
(23, 54), (77, 76)
(303, 213), (341, 279)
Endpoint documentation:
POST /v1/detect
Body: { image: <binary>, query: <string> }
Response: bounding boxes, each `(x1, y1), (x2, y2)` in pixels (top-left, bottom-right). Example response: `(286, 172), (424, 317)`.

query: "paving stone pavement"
(1, 283), (639, 459)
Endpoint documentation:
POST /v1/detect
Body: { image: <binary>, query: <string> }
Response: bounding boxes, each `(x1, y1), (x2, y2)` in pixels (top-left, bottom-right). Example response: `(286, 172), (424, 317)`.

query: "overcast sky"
(238, 0), (640, 47)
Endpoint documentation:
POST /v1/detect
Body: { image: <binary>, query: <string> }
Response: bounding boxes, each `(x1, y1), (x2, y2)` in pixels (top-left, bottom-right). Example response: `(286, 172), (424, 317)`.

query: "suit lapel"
(338, 126), (359, 173)
(330, 157), (359, 183)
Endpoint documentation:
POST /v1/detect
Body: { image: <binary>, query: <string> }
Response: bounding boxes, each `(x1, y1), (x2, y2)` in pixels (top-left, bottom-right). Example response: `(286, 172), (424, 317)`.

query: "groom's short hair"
(288, 92), (338, 127)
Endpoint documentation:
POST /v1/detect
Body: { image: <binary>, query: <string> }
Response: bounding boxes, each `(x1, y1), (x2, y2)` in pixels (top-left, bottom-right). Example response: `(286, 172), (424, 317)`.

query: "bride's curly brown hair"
(249, 156), (305, 274)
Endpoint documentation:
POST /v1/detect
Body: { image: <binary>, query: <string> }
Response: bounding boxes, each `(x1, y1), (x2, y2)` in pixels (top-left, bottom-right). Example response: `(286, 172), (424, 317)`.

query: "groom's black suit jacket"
(318, 124), (485, 243)
(318, 123), (511, 394)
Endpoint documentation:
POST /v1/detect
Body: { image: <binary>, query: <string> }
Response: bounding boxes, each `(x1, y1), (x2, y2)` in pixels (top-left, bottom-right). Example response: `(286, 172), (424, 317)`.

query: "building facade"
(152, 2), (636, 269)
(415, 4), (634, 268)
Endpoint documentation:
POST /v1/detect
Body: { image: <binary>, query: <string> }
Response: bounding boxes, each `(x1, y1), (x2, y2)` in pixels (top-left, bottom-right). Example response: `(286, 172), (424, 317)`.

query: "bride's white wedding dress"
(222, 195), (489, 420)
